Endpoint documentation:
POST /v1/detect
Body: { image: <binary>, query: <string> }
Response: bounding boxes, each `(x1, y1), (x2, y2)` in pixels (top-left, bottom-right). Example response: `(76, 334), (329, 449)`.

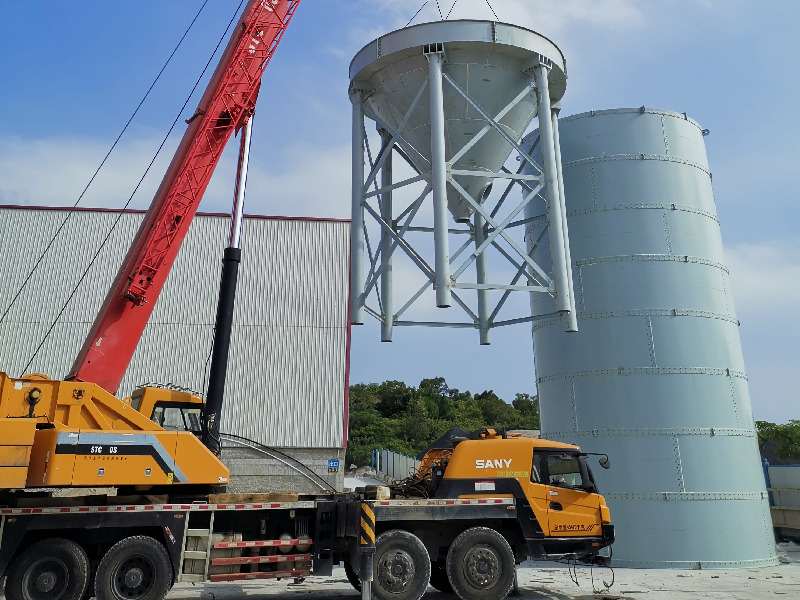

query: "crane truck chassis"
(0, 430), (613, 600)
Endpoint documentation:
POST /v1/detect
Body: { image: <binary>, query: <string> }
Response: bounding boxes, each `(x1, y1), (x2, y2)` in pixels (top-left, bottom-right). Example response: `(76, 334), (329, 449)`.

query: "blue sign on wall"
(328, 459), (340, 473)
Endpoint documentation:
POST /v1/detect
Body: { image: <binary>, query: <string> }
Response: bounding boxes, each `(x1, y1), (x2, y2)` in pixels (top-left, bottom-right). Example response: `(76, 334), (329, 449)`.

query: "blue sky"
(0, 1), (797, 423)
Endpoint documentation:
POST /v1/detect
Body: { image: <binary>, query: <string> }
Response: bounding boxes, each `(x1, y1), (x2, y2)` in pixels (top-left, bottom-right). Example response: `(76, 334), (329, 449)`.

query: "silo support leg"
(533, 65), (572, 316)
(350, 90), (366, 324)
(427, 51), (452, 308)
(379, 129), (394, 341)
(551, 107), (578, 332)
(474, 209), (491, 344)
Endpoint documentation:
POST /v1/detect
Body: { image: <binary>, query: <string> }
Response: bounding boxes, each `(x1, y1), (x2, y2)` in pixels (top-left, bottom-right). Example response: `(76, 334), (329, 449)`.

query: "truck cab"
(431, 434), (614, 562)
(130, 386), (204, 432)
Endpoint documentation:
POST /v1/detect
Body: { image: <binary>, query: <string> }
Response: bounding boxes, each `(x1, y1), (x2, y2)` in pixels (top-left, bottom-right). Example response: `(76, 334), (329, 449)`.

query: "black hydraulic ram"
(202, 115), (254, 455)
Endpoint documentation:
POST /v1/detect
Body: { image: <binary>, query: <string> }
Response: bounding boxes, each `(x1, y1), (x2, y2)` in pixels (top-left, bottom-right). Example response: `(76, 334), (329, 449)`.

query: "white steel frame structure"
(349, 21), (577, 344)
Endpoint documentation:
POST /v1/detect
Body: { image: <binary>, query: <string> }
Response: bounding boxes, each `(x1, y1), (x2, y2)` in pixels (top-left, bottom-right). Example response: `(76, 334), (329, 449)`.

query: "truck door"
(522, 451), (549, 534)
(542, 452), (601, 537)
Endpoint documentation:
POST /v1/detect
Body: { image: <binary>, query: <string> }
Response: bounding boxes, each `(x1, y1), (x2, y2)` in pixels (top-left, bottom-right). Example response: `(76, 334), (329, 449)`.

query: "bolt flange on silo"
(523, 108), (778, 568)
(349, 21), (577, 340)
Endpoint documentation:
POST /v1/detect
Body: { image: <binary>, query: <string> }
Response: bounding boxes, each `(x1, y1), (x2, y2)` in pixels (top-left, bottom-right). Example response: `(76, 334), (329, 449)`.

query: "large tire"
(5, 538), (89, 600)
(373, 529), (431, 600)
(446, 527), (515, 600)
(94, 536), (172, 600)
(343, 560), (361, 591)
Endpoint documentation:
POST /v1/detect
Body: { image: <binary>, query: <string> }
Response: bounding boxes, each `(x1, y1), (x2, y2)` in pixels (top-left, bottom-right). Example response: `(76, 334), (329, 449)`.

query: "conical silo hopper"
(350, 20), (567, 223)
(349, 20), (575, 336)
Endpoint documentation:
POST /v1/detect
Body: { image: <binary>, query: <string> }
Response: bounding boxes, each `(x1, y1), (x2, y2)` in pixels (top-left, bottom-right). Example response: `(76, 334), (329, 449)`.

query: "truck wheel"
(5, 538), (89, 600)
(446, 527), (515, 600)
(374, 529), (431, 600)
(94, 536), (172, 600)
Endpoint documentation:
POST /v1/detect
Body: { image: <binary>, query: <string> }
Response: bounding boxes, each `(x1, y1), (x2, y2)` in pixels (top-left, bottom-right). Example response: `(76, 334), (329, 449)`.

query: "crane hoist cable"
(405, 2), (429, 27)
(446, 0), (458, 19)
(19, 0), (248, 374)
(0, 0), (213, 331)
(483, 0), (499, 21)
(406, 0), (499, 26)
(220, 433), (337, 493)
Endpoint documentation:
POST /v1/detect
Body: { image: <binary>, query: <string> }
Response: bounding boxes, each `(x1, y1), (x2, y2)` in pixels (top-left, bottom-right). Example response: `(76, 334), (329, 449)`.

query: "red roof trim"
(0, 204), (349, 223)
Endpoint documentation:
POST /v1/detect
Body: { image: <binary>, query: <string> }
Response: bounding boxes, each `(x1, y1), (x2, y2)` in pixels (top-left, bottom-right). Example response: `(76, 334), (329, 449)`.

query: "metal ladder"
(178, 511), (216, 583)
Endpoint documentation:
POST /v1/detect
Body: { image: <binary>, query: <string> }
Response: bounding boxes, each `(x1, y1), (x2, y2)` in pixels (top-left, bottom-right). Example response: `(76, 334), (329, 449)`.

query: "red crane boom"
(68, 0), (300, 394)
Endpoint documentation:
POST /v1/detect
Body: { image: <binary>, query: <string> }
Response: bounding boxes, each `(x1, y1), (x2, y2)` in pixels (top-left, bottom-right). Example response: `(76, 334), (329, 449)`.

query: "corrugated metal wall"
(0, 206), (349, 449)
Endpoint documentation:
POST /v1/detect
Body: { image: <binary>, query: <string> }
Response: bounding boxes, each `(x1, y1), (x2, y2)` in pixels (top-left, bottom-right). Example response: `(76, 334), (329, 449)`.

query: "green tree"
(756, 420), (800, 461)
(376, 380), (416, 417)
(346, 378), (540, 466)
(418, 377), (456, 420)
(474, 390), (519, 428)
(512, 393), (540, 429)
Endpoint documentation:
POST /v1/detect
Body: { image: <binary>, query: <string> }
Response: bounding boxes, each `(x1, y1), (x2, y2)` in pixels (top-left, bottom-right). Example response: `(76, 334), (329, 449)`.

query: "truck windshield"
(546, 453), (590, 489)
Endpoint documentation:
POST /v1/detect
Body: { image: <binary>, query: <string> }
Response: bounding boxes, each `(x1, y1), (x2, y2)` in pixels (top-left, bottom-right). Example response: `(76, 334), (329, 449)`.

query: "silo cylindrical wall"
(524, 108), (777, 567)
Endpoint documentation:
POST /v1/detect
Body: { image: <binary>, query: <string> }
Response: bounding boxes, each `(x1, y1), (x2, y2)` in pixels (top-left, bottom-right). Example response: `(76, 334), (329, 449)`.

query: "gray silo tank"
(523, 108), (777, 568)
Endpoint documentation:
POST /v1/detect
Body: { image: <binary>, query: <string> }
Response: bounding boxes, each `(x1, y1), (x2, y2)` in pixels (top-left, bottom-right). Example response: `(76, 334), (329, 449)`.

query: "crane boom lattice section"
(68, 0), (300, 394)
(126, 0), (299, 303)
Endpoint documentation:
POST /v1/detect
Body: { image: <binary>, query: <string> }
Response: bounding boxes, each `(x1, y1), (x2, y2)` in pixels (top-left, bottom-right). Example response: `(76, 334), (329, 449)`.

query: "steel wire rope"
(444, 0), (498, 20)
(590, 561), (615, 593)
(21, 0), (248, 374)
(0, 0), (213, 329)
(405, 2), (429, 27)
(484, 0), (499, 21)
(220, 432), (337, 492)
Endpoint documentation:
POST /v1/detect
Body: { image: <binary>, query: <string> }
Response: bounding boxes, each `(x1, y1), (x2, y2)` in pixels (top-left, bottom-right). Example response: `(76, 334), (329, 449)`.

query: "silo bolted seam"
(562, 154), (710, 176)
(542, 427), (755, 438)
(573, 254), (729, 272)
(601, 491), (767, 501)
(567, 202), (720, 223)
(533, 308), (740, 331)
(613, 557), (781, 569)
(561, 107), (705, 130)
(536, 366), (748, 382)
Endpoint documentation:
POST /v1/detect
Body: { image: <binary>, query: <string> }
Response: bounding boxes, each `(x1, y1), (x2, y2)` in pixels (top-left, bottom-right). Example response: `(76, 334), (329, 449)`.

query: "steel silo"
(523, 108), (777, 567)
(349, 20), (577, 340)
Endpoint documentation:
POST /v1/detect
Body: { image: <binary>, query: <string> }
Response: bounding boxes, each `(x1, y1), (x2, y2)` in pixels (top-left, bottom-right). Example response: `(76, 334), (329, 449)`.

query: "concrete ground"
(166, 543), (800, 600)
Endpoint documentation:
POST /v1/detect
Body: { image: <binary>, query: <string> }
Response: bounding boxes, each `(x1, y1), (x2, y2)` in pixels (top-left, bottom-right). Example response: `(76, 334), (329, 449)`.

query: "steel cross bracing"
(350, 54), (577, 344)
(68, 0), (300, 393)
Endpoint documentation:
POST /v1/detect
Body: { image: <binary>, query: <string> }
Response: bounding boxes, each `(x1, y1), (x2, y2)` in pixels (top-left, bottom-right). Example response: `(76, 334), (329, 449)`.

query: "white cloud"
(243, 142), (352, 219)
(724, 241), (800, 423)
(0, 134), (198, 211)
(725, 242), (800, 316)
(0, 134), (351, 220)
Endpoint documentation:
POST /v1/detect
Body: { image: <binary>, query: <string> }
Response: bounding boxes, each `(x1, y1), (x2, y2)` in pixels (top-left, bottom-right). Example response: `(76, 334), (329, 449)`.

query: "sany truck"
(0, 426), (613, 600)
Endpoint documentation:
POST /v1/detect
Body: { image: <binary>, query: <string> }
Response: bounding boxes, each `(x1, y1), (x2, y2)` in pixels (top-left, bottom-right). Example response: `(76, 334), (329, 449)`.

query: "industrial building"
(0, 205), (350, 492)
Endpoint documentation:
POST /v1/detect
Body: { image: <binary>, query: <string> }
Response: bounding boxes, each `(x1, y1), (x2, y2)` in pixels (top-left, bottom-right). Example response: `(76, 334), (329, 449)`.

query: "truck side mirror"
(599, 456), (611, 469)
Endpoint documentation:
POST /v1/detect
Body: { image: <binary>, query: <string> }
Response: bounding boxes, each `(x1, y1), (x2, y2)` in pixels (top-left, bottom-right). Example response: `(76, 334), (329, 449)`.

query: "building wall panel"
(0, 207), (349, 450)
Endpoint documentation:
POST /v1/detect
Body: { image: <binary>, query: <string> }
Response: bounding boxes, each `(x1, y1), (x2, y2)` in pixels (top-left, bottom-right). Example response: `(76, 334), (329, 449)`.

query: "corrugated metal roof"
(0, 206), (349, 448)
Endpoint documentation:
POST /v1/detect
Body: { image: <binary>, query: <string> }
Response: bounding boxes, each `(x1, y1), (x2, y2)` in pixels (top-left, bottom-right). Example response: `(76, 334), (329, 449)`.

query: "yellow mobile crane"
(0, 0), (300, 493)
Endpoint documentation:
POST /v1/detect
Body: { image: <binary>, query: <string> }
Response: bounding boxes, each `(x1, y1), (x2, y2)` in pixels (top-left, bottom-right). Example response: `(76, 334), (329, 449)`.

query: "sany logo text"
(476, 459), (512, 469)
